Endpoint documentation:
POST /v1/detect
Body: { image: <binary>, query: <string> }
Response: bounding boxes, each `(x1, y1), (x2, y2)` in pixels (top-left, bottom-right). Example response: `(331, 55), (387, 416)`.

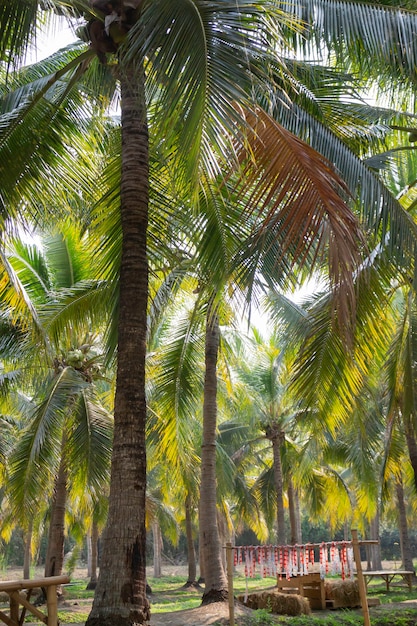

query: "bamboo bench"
(362, 570), (414, 592)
(0, 575), (70, 626)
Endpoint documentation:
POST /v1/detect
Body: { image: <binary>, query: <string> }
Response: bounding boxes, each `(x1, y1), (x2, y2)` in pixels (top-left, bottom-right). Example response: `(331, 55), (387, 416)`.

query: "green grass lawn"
(2, 569), (415, 625)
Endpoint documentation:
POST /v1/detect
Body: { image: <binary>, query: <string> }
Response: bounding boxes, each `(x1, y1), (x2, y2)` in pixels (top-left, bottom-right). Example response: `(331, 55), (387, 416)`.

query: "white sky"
(30, 16), (78, 62)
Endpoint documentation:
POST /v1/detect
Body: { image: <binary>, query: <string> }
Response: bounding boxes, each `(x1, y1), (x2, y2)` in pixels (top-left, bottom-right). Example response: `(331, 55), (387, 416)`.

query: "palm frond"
(129, 0), (290, 186)
(279, 0), (417, 92)
(233, 106), (365, 335)
(67, 388), (112, 497)
(7, 366), (89, 516)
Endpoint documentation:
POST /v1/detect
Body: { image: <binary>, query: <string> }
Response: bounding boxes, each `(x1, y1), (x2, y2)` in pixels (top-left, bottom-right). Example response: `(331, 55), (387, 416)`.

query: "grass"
(148, 572), (279, 613)
(1, 567), (416, 625)
(56, 611), (91, 624)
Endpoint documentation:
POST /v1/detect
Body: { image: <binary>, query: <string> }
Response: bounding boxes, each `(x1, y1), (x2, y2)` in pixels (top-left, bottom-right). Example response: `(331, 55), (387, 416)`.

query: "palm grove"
(2, 0), (417, 624)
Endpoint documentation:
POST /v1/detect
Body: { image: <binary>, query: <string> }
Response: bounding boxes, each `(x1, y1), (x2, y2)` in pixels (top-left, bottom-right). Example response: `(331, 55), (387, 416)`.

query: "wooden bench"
(362, 570), (414, 592)
(0, 575), (70, 626)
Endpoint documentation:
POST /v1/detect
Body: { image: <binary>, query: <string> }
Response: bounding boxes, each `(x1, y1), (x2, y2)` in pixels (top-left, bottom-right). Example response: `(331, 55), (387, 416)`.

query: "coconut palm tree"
(0, 227), (113, 581)
(4, 1), (415, 623)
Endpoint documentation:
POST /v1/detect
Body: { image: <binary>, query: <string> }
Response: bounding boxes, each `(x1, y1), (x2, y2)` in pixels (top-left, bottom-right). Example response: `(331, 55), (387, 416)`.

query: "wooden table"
(0, 575), (70, 626)
(362, 570), (414, 592)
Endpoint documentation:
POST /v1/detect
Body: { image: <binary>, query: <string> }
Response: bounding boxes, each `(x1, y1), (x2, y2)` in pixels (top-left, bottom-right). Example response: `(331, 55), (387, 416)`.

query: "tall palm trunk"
(288, 475), (300, 544)
(23, 519), (33, 580)
(86, 521), (99, 590)
(404, 417), (417, 491)
(44, 450), (68, 579)
(395, 477), (415, 572)
(266, 425), (286, 545)
(200, 309), (228, 604)
(184, 492), (198, 587)
(152, 520), (162, 578)
(368, 512), (382, 570)
(86, 60), (150, 626)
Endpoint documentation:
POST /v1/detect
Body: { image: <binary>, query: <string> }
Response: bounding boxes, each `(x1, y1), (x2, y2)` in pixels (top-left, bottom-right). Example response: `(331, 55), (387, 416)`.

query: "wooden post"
(226, 542), (235, 626)
(9, 593), (19, 626)
(46, 584), (58, 626)
(352, 529), (371, 626)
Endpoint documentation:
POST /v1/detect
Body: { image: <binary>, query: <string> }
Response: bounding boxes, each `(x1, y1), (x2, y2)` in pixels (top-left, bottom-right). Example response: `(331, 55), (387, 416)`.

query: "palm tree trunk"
(369, 512), (382, 570)
(23, 520), (33, 580)
(153, 520), (162, 578)
(87, 534), (92, 579)
(395, 477), (415, 572)
(404, 418), (417, 492)
(200, 308), (228, 604)
(86, 521), (99, 590)
(198, 541), (205, 584)
(288, 474), (299, 544)
(86, 60), (150, 626)
(44, 452), (68, 580)
(184, 492), (198, 587)
(295, 488), (302, 544)
(267, 426), (286, 545)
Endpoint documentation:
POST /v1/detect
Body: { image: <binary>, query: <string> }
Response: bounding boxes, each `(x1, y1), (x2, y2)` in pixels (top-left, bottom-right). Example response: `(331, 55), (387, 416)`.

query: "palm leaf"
(67, 388), (112, 497)
(279, 0), (417, 91)
(8, 366), (89, 517)
(233, 106), (365, 334)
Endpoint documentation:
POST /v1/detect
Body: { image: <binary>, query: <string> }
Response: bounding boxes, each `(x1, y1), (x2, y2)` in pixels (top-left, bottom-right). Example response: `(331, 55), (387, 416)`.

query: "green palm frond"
(148, 308), (205, 471)
(0, 0), (39, 64)
(0, 1), (85, 67)
(44, 228), (90, 288)
(0, 47), (95, 215)
(385, 289), (417, 423)
(251, 464), (277, 529)
(67, 388), (112, 497)
(0, 243), (47, 342)
(131, 0), (290, 185)
(6, 238), (51, 301)
(279, 0), (417, 91)
(41, 280), (111, 350)
(7, 366), (89, 517)
(148, 267), (195, 346)
(286, 248), (405, 427)
(1, 42), (88, 111)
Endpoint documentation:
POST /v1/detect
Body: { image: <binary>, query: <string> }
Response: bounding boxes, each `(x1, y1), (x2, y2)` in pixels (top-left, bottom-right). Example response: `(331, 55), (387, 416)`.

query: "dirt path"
(149, 601), (251, 625)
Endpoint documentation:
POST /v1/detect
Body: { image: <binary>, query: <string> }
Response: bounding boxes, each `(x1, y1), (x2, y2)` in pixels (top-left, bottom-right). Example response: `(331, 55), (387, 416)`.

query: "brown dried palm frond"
(234, 105), (366, 339)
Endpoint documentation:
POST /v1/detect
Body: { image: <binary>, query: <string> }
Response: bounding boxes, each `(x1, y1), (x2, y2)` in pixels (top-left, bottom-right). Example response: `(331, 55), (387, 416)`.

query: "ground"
(1, 563), (417, 626)
(58, 595), (417, 626)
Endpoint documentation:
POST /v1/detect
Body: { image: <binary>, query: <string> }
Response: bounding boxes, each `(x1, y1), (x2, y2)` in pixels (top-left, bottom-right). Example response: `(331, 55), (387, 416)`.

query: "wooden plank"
(0, 576), (69, 593)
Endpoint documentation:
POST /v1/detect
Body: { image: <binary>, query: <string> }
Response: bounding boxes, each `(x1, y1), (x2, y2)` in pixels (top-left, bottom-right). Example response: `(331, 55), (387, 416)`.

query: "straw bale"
(237, 590), (311, 616)
(324, 578), (360, 608)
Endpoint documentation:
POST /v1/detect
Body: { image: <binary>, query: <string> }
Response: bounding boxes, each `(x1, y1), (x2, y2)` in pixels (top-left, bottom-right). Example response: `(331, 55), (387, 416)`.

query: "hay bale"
(237, 590), (311, 616)
(324, 578), (360, 608)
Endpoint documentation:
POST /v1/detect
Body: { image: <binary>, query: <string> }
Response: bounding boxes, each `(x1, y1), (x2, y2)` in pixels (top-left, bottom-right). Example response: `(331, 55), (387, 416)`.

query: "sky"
(31, 15), (78, 62)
